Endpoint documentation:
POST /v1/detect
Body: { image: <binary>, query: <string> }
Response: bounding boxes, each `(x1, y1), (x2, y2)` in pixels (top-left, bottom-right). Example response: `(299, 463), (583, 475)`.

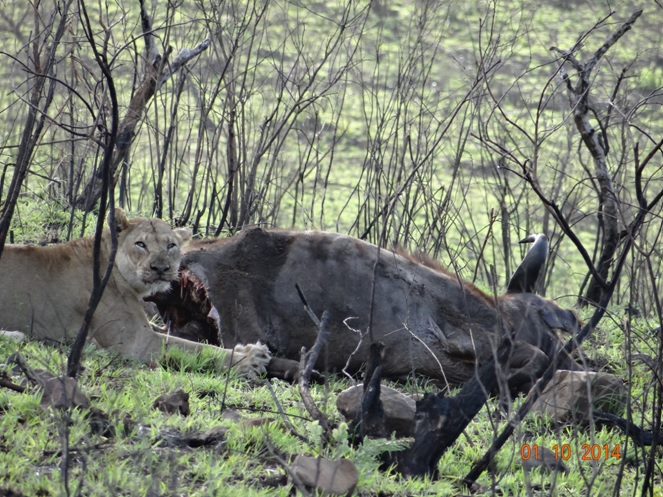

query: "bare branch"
(298, 310), (331, 436)
(158, 39), (210, 88)
(585, 9), (642, 75)
(74, 4), (210, 212)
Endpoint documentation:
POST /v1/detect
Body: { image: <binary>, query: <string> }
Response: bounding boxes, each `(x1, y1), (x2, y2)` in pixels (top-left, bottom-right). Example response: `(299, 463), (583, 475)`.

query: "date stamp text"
(520, 443), (622, 461)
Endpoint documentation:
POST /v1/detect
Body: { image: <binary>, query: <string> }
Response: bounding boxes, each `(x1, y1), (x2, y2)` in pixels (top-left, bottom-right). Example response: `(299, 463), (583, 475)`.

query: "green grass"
(1, 314), (660, 496)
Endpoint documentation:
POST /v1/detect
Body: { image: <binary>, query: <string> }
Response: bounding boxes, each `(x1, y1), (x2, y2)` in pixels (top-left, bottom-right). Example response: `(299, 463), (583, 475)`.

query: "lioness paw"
(231, 342), (272, 378)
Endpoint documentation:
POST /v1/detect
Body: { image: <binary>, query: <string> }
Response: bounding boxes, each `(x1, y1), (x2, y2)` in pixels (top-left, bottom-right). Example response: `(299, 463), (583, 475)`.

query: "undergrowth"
(0, 316), (660, 496)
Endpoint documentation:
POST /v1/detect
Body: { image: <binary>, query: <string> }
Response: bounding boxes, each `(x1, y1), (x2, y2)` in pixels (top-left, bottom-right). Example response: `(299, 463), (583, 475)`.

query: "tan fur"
(0, 209), (270, 376)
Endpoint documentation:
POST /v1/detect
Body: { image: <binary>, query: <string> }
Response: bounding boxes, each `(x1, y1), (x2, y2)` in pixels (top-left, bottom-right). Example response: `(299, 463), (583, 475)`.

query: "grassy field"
(1, 0), (662, 495)
(1, 310), (660, 496)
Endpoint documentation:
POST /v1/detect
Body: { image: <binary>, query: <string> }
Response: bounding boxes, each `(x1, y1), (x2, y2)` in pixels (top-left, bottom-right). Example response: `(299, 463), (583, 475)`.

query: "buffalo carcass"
(151, 228), (580, 391)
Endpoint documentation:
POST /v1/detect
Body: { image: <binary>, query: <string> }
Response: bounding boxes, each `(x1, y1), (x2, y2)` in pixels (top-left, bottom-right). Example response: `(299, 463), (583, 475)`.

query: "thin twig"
(264, 380), (308, 443)
(295, 284), (331, 435)
(43, 441), (110, 457)
(298, 311), (331, 435)
(295, 283), (321, 327)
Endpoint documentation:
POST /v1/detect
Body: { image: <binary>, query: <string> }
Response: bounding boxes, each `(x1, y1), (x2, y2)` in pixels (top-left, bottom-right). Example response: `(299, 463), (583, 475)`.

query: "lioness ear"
(174, 227), (193, 244)
(109, 208), (131, 232)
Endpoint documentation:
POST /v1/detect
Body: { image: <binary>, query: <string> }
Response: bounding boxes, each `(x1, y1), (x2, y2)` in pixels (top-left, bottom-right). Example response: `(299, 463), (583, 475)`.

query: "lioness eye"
(167, 242), (177, 250)
(136, 241), (147, 249)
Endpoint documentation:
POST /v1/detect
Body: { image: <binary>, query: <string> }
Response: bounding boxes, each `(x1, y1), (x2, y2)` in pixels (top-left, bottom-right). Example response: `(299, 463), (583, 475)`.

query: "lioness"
(0, 209), (271, 376)
(153, 228), (581, 391)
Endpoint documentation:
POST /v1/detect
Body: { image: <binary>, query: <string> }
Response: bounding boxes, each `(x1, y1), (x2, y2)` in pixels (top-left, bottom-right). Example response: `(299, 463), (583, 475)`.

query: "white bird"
(506, 233), (549, 294)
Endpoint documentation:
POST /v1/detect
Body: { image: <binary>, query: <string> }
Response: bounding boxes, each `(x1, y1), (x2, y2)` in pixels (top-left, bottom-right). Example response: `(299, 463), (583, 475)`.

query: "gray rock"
(153, 388), (190, 416)
(517, 446), (568, 475)
(291, 456), (358, 495)
(336, 384), (417, 437)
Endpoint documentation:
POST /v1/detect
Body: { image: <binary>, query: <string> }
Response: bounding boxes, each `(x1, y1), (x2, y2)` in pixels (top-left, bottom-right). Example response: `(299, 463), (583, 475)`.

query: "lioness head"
(112, 208), (192, 297)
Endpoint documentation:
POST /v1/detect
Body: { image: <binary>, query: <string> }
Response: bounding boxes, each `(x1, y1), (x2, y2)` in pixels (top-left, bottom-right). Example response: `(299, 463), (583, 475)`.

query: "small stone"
(337, 384), (416, 437)
(36, 371), (90, 410)
(153, 388), (190, 416)
(518, 446), (568, 475)
(291, 456), (358, 495)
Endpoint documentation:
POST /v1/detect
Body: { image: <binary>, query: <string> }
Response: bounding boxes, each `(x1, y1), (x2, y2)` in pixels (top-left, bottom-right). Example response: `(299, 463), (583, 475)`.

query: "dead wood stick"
(295, 283), (331, 433)
(298, 310), (331, 435)
(593, 411), (663, 447)
(264, 380), (308, 443)
(354, 342), (386, 441)
(265, 441), (312, 497)
(158, 39), (211, 88)
(43, 441), (111, 457)
(8, 353), (42, 386)
(0, 376), (25, 393)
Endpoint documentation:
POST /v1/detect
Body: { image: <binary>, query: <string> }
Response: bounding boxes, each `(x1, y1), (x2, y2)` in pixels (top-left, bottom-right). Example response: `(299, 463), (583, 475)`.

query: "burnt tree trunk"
(348, 343), (387, 443)
(384, 340), (512, 478)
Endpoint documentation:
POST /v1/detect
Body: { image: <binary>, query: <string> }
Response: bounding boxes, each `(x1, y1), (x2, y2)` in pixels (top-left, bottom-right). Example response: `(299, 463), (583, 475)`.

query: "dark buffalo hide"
(150, 228), (580, 391)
